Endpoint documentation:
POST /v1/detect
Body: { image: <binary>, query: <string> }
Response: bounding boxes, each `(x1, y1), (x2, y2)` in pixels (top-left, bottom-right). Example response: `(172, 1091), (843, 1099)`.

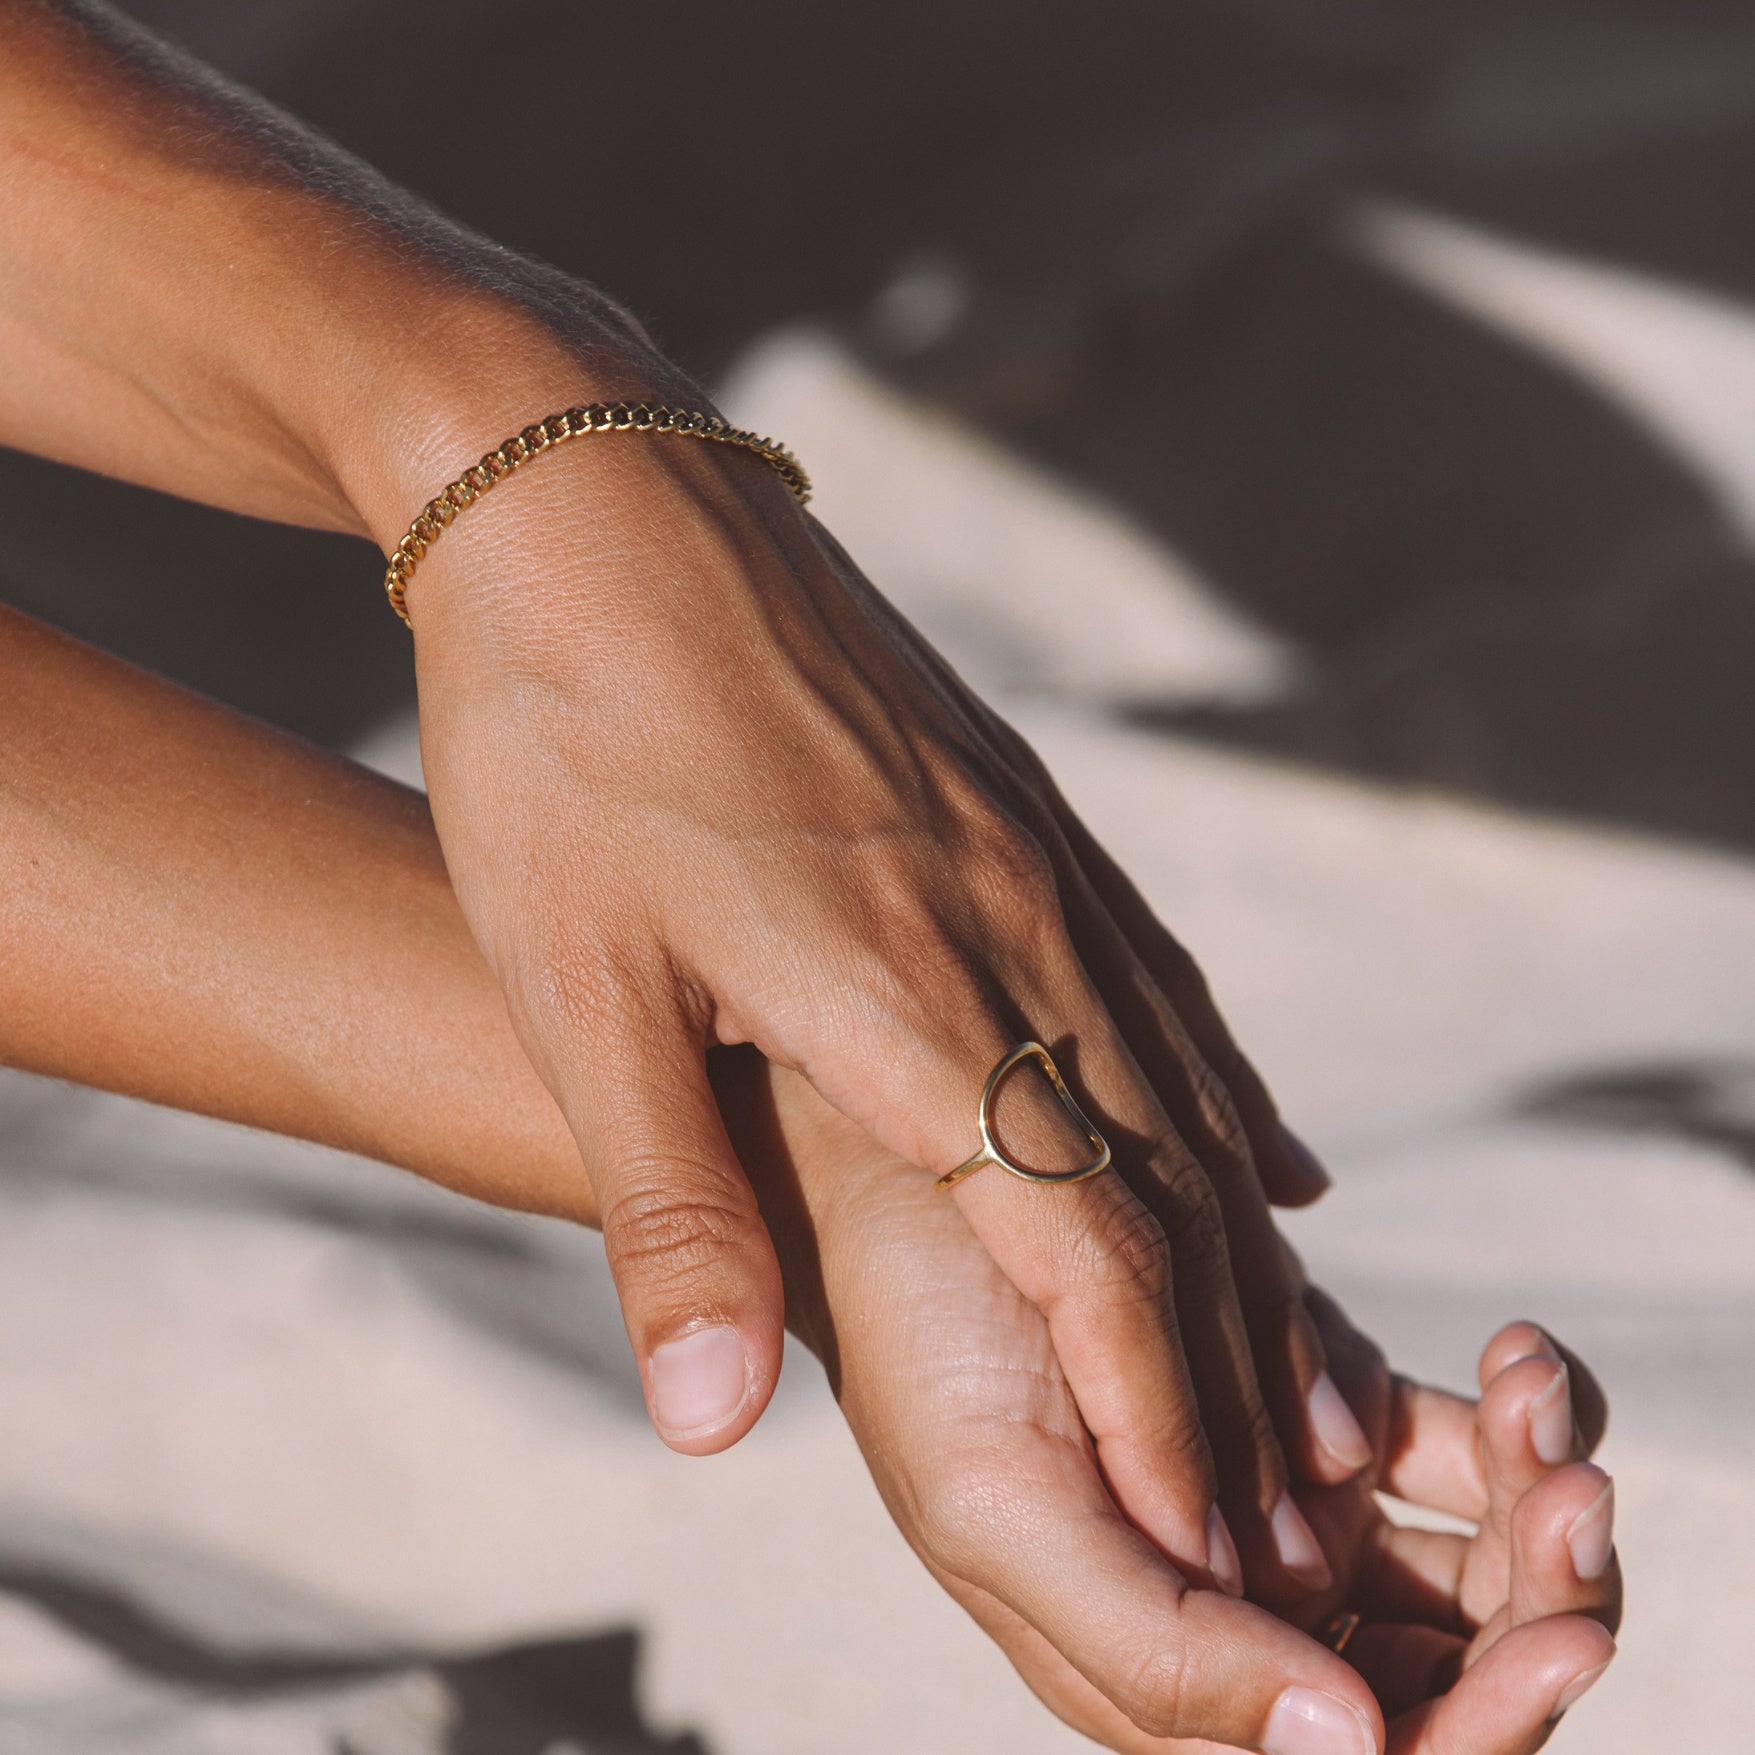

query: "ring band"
(1320, 1611), (1361, 1656)
(936, 1042), (1113, 1191)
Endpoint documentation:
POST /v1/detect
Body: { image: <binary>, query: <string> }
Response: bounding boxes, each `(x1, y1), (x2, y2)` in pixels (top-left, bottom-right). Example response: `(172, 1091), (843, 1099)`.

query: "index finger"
(885, 982), (1242, 1595)
(1383, 1616), (1615, 1755)
(923, 1477), (1384, 1754)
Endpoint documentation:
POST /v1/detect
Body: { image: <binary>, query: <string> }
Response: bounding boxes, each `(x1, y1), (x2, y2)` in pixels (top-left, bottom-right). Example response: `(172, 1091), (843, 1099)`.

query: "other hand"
(716, 1052), (1618, 1754)
(406, 419), (1354, 1609)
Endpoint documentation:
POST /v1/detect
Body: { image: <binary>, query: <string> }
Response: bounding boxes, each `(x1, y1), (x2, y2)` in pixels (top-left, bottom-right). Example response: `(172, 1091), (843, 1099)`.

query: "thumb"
(555, 988), (785, 1454)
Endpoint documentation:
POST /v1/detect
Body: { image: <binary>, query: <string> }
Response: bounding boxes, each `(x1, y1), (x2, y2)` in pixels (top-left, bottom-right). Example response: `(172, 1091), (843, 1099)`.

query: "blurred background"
(2, 1), (1752, 1750)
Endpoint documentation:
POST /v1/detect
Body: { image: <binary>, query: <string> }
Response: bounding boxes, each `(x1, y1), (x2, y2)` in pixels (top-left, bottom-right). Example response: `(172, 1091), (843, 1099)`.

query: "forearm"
(0, 602), (592, 1219)
(0, 0), (684, 540)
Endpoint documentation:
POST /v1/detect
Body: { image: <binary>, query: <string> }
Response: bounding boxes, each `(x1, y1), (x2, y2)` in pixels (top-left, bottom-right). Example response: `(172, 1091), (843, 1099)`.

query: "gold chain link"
(382, 402), (812, 624)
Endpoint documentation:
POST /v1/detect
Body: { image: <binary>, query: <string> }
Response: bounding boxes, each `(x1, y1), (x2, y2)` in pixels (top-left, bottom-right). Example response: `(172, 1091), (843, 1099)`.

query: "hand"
(0, 599), (1611, 1751)
(715, 1051), (1618, 1754)
(0, 0), (1347, 1595)
(712, 1047), (1381, 1749)
(403, 404), (1355, 1607)
(1291, 1305), (1620, 1754)
(990, 1297), (1622, 1755)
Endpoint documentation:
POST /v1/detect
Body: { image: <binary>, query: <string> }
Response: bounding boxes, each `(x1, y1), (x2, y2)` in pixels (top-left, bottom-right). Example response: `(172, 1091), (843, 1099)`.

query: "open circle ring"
(936, 1041), (1113, 1191)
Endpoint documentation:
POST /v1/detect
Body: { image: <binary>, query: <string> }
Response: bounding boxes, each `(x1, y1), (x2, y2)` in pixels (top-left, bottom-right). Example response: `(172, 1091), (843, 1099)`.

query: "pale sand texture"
(3, 213), (1752, 1751)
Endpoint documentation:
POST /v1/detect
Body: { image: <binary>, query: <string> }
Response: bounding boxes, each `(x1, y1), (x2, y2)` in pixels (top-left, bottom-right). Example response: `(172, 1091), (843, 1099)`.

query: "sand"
(3, 220), (1752, 1751)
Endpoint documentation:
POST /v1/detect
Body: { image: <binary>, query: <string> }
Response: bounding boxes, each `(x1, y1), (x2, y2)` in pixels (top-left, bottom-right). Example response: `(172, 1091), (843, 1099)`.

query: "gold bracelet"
(382, 401), (812, 624)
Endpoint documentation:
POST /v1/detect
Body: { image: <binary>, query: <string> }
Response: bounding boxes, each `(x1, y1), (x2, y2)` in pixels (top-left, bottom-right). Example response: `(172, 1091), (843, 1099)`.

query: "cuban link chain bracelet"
(382, 402), (812, 624)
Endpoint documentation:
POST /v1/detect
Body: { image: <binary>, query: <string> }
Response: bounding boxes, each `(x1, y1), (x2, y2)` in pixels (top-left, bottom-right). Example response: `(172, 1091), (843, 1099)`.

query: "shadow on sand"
(0, 1557), (704, 1755)
(1516, 1058), (1755, 1175)
(8, 0), (1752, 851)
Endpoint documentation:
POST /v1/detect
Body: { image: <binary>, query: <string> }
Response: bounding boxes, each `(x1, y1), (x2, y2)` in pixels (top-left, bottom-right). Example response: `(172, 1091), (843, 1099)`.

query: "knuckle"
(1152, 927), (1208, 999)
(1250, 1286), (1319, 1366)
(1150, 1394), (1217, 1484)
(1172, 972), (1279, 1135)
(1110, 1630), (1190, 1739)
(1225, 1394), (1288, 1495)
(505, 928), (655, 1045)
(1153, 1157), (1231, 1268)
(940, 796), (1060, 912)
(959, 805), (1062, 918)
(1187, 1051), (1254, 1173)
(988, 718), (1073, 827)
(1076, 1193), (1174, 1307)
(907, 1457), (1017, 1581)
(986, 710), (1050, 783)
(1222, 1042), (1275, 1118)
(600, 1179), (757, 1292)
(910, 1490), (982, 1580)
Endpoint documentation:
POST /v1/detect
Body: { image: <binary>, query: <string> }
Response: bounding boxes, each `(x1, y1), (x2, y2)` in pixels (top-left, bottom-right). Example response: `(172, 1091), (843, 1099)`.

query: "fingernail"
(1271, 1492), (1333, 1591)
(648, 1325), (749, 1437)
(1307, 1371), (1373, 1473)
(1206, 1503), (1245, 1596)
(1515, 1326), (1563, 1366)
(1281, 1130), (1333, 1195)
(1567, 1481), (1615, 1580)
(1264, 1686), (1375, 1755)
(1552, 1658), (1613, 1717)
(1528, 1363), (1573, 1465)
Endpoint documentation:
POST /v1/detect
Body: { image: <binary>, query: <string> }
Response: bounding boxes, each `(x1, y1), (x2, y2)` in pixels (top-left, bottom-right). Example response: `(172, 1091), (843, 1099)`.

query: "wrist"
(310, 278), (707, 553)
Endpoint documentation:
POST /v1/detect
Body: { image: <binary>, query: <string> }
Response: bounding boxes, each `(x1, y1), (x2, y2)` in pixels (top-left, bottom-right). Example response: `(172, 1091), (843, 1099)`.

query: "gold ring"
(936, 1042), (1112, 1191)
(1320, 1611), (1361, 1656)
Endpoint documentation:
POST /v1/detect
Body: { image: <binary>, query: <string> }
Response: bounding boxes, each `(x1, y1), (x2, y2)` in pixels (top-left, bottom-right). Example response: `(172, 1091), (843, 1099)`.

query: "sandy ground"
(2, 214), (1752, 1752)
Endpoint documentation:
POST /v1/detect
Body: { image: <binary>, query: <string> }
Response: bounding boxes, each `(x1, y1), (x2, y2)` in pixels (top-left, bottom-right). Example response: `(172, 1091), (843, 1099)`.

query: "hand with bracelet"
(0, 604), (1619, 1754)
(0, 0), (1370, 1611)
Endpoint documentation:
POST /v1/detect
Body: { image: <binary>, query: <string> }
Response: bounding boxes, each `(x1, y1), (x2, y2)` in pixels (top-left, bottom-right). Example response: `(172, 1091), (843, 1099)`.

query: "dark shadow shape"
(959, 221), (1727, 654)
(37, 0), (1755, 850)
(1384, 0), (1755, 316)
(0, 1092), (645, 1402)
(0, 1558), (704, 1754)
(266, 0), (1399, 387)
(1002, 224), (1755, 853)
(707, 1045), (840, 1397)
(0, 446), (409, 748)
(1132, 530), (1755, 855)
(3, 1134), (541, 1266)
(1513, 1058), (1755, 1174)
